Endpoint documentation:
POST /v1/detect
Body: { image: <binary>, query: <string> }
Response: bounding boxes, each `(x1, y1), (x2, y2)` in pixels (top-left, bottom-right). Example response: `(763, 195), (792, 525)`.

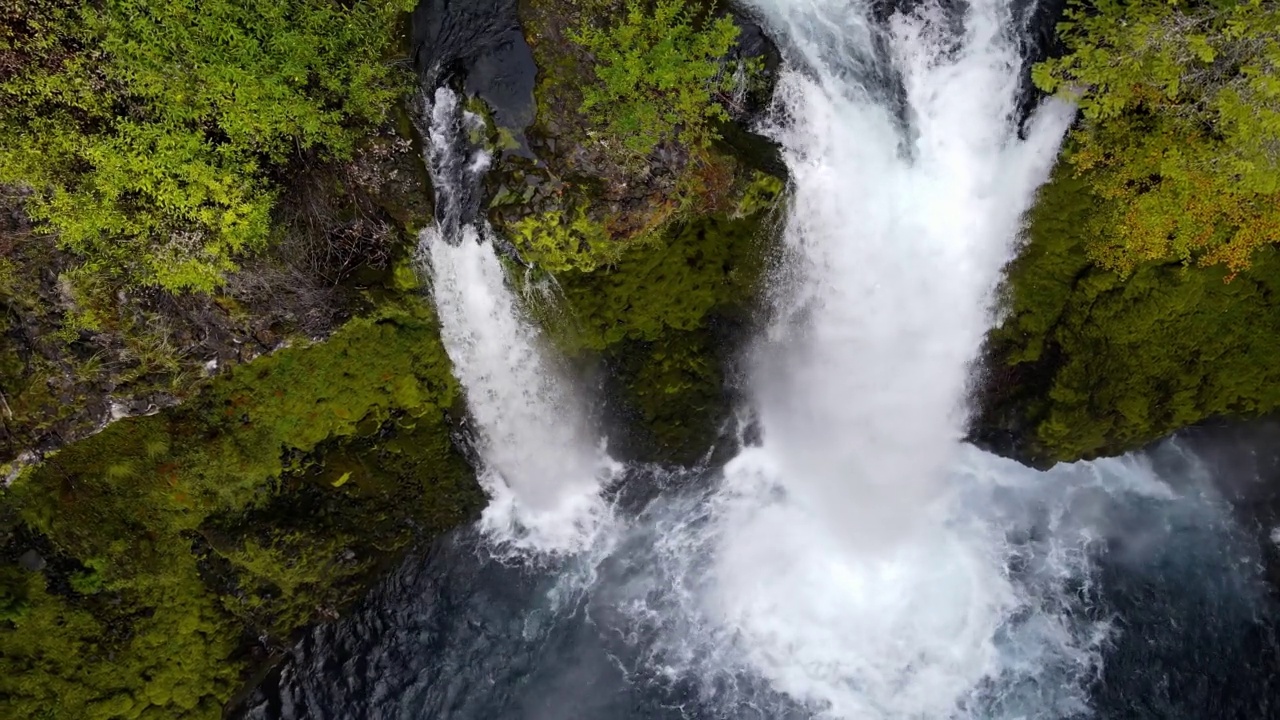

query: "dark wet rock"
(18, 549), (44, 572)
(411, 0), (537, 152)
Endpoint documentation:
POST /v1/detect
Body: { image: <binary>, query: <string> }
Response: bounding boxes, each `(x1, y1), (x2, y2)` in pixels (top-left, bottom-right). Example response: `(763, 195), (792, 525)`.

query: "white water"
(748, 0), (1074, 547)
(417, 88), (615, 554)
(612, 0), (1084, 716)
(418, 0), (1095, 714)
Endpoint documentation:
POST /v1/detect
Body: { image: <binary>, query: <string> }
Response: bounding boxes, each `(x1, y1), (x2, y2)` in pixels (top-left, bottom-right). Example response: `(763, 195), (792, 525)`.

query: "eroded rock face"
(0, 125), (436, 481)
(420, 0), (786, 270)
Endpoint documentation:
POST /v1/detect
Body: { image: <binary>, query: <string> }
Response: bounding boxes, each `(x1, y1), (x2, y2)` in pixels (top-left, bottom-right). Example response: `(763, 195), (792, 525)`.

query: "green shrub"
(0, 0), (415, 292)
(511, 203), (628, 273)
(571, 0), (739, 161)
(1034, 0), (1280, 275)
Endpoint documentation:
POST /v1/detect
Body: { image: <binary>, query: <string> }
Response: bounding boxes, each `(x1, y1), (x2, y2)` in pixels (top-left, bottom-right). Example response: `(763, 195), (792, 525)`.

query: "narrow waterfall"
(417, 87), (614, 553)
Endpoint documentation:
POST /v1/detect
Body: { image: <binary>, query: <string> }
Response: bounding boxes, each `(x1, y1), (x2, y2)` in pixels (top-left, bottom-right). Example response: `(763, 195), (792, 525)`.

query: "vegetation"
(540, 199), (781, 461)
(982, 164), (1280, 464)
(504, 0), (760, 276)
(0, 300), (483, 720)
(0, 0), (415, 292)
(552, 210), (772, 351)
(572, 0), (739, 161)
(509, 202), (625, 273)
(1034, 0), (1280, 275)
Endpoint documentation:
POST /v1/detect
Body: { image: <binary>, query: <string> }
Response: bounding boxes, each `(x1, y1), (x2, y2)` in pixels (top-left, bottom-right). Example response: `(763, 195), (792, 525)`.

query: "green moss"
(510, 202), (629, 273)
(987, 162), (1280, 463)
(526, 207), (773, 460)
(615, 330), (727, 463)
(734, 171), (785, 218)
(0, 297), (481, 719)
(550, 211), (768, 351)
(1, 562), (238, 720)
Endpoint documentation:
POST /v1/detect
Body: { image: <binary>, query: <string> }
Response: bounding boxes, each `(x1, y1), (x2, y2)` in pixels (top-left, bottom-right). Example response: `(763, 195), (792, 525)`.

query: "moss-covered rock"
(0, 298), (482, 720)
(534, 201), (782, 463)
(974, 162), (1280, 466)
(0, 116), (436, 484)
(486, 0), (781, 270)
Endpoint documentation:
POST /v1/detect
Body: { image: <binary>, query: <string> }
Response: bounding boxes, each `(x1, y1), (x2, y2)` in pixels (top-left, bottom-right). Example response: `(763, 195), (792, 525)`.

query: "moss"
(982, 162), (1280, 464)
(201, 419), (480, 638)
(501, 0), (762, 273)
(735, 171), (785, 218)
(526, 206), (775, 461)
(0, 297), (481, 719)
(612, 330), (728, 463)
(510, 202), (632, 273)
(549, 211), (770, 351)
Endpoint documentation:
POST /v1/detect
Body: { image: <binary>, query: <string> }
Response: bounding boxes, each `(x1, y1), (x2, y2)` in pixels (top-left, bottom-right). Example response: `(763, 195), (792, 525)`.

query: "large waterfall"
(238, 2), (1280, 719)
(746, 0), (1072, 547)
(676, 0), (1077, 710)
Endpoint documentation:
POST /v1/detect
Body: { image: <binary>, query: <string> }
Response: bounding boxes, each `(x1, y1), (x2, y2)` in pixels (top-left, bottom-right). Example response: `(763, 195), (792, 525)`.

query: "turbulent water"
(237, 1), (1280, 719)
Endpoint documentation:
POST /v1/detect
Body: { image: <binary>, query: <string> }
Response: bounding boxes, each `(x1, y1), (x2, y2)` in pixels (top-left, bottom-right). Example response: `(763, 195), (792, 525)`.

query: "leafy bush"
(1034, 0), (1280, 275)
(0, 0), (415, 292)
(987, 164), (1280, 463)
(571, 0), (739, 161)
(510, 202), (623, 273)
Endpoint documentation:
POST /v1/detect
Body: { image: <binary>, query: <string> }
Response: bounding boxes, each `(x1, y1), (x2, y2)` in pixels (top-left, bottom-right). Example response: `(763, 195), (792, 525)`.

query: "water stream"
(417, 87), (617, 554)
(236, 1), (1280, 718)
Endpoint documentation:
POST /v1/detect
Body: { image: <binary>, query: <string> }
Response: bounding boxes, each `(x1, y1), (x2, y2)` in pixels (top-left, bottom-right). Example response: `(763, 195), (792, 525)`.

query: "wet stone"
(19, 549), (46, 572)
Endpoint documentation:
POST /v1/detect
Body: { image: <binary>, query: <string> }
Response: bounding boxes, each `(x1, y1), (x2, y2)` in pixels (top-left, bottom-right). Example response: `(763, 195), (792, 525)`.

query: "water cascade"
(746, 0), (1074, 547)
(660, 0), (1081, 712)
(417, 87), (615, 553)
(236, 2), (1280, 719)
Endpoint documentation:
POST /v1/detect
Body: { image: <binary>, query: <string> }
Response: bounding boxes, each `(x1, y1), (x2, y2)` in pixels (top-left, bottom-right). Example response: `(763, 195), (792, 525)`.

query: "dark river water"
(234, 435), (1280, 720)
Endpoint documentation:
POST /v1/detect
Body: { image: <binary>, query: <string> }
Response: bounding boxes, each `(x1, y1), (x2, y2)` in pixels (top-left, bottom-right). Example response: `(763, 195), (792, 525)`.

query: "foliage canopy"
(1034, 0), (1280, 274)
(0, 0), (414, 292)
(571, 0), (739, 161)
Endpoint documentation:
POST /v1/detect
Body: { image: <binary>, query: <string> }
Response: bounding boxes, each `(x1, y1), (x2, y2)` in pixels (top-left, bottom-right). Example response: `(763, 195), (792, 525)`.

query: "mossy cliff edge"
(971, 0), (1280, 467)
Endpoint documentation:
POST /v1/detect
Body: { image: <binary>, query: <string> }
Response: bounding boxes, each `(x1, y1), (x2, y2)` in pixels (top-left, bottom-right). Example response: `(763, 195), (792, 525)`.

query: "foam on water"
(420, 0), (1099, 713)
(417, 88), (615, 554)
(610, 0), (1087, 715)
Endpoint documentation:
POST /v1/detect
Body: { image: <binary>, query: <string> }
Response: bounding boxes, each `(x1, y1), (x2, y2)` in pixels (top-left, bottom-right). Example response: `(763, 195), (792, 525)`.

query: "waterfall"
(239, 6), (1280, 720)
(620, 0), (1086, 715)
(747, 0), (1075, 548)
(417, 87), (615, 554)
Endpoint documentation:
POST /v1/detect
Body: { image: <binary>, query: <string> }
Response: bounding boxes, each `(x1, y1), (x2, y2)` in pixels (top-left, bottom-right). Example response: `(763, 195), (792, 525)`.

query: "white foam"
(631, 0), (1088, 714)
